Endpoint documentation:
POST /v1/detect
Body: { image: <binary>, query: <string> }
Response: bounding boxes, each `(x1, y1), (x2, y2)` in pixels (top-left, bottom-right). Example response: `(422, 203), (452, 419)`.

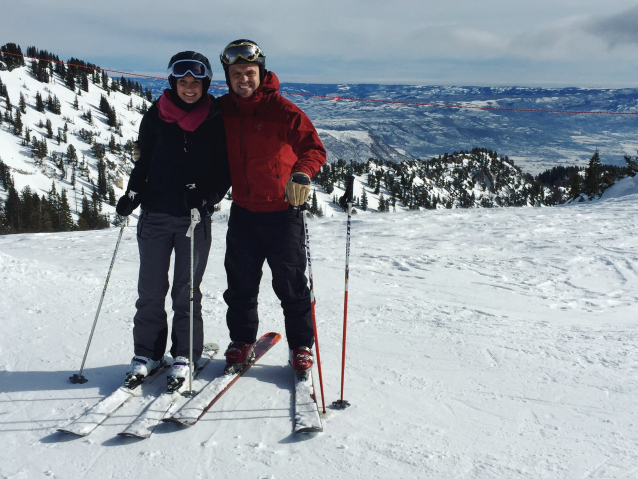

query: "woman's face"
(175, 73), (203, 103)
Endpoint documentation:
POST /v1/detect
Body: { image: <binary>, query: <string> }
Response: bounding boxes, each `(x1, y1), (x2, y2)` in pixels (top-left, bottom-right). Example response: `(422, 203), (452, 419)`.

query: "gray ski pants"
(133, 211), (212, 362)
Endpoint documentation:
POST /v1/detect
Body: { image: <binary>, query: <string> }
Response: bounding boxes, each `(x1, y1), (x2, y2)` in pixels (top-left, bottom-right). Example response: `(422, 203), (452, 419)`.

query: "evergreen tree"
(97, 160), (108, 197)
(45, 118), (53, 138)
(310, 190), (319, 215)
(73, 95), (79, 110)
(77, 195), (91, 230)
(0, 43), (25, 71)
(47, 94), (61, 114)
(32, 136), (48, 162)
(378, 192), (386, 212)
(85, 109), (93, 124)
(47, 182), (60, 231)
(19, 92), (26, 114)
(59, 189), (74, 231)
(3, 185), (21, 232)
(360, 189), (368, 211)
(66, 144), (77, 163)
(13, 110), (22, 136)
(65, 69), (76, 91)
(91, 142), (106, 160)
(35, 92), (45, 112)
(107, 186), (116, 206)
(584, 150), (602, 197)
(81, 74), (89, 92)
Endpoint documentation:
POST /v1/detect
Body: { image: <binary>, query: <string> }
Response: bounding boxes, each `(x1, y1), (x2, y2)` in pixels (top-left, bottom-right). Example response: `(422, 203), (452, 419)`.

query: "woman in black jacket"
(116, 51), (230, 390)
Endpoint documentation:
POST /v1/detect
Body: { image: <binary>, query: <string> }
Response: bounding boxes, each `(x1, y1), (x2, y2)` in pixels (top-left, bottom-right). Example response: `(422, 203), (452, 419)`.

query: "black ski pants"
(133, 211), (211, 362)
(223, 203), (313, 350)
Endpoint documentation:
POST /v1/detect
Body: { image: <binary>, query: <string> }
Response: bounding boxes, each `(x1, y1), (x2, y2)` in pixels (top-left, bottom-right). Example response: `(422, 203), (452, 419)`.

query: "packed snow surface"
(0, 179), (637, 478)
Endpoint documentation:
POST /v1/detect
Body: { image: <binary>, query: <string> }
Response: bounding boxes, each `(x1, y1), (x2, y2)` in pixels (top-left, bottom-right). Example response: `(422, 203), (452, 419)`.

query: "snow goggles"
(167, 60), (213, 80)
(220, 42), (265, 65)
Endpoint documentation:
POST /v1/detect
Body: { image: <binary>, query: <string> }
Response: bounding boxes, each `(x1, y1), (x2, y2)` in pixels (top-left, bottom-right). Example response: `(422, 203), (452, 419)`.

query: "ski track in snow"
(0, 190), (637, 478)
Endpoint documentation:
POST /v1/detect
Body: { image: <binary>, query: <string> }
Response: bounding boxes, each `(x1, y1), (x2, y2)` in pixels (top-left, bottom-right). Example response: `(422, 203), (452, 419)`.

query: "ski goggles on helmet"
(167, 60), (213, 80)
(220, 42), (265, 65)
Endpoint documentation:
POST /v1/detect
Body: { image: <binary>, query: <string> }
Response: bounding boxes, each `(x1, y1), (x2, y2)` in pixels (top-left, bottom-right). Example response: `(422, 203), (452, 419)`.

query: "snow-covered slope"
(317, 128), (412, 164)
(0, 178), (636, 478)
(0, 64), (150, 221)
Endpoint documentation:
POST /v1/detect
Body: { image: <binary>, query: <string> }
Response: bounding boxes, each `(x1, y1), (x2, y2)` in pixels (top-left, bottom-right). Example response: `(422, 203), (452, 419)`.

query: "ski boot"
(125, 356), (162, 389)
(291, 347), (314, 380)
(166, 357), (191, 392)
(223, 342), (255, 375)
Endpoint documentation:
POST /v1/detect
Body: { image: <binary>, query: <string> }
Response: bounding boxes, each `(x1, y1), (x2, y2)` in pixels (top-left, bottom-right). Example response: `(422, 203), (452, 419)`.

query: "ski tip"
(117, 432), (148, 439)
(56, 428), (87, 437)
(294, 426), (323, 434)
(203, 342), (220, 353)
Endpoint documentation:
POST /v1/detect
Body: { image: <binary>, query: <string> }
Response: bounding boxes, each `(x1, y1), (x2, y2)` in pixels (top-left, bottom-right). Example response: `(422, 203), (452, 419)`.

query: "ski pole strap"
(185, 208), (201, 238)
(339, 175), (355, 207)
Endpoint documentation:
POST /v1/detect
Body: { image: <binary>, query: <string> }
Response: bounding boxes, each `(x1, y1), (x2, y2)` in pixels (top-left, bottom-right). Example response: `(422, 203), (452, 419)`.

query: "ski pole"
(334, 175), (354, 409)
(70, 222), (126, 384)
(183, 208), (201, 397)
(300, 204), (327, 414)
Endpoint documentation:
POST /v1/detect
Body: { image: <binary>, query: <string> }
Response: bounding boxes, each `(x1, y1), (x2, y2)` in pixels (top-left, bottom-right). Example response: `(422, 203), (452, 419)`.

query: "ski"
(293, 367), (324, 433)
(118, 343), (219, 438)
(164, 332), (282, 427)
(57, 359), (169, 436)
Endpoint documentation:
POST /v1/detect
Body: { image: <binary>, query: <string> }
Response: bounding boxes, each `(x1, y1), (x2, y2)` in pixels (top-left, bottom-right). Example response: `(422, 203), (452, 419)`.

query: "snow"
(0, 66), (148, 215)
(0, 177), (637, 478)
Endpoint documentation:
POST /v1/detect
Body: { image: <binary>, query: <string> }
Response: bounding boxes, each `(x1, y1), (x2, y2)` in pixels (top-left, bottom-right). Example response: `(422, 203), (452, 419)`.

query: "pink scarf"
(157, 90), (211, 132)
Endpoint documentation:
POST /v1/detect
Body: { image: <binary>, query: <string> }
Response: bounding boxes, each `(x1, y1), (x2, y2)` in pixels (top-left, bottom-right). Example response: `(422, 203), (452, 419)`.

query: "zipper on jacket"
(239, 114), (252, 208)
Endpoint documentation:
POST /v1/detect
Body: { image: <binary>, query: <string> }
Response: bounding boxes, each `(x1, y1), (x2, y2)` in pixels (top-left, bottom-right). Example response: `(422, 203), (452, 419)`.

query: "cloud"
(588, 6), (638, 48)
(3, 0), (638, 86)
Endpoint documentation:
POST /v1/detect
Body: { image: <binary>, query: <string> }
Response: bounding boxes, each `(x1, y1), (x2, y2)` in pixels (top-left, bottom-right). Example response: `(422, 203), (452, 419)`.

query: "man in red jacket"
(218, 39), (327, 375)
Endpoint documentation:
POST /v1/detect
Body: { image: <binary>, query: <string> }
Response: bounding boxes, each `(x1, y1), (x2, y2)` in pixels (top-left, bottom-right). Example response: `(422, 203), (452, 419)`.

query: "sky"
(2, 0), (638, 87)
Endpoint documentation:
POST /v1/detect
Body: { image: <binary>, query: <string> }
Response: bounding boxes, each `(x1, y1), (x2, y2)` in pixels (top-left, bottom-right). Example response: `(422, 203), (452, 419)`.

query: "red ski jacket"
(219, 72), (326, 212)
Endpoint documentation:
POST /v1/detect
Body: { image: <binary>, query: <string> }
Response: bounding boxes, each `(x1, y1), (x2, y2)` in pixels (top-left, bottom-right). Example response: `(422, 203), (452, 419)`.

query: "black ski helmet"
(167, 51), (212, 92)
(220, 39), (267, 88)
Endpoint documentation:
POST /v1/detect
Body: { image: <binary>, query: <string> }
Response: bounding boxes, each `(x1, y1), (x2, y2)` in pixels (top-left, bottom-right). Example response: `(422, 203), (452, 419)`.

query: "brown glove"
(285, 172), (311, 206)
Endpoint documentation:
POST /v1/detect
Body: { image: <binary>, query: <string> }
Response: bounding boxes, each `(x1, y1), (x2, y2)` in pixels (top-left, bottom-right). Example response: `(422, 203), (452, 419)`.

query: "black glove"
(132, 140), (140, 162)
(339, 175), (355, 208)
(116, 190), (142, 216)
(185, 184), (209, 216)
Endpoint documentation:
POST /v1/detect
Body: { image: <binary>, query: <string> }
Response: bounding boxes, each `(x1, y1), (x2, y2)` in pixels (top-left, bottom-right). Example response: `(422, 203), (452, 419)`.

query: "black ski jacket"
(126, 94), (231, 217)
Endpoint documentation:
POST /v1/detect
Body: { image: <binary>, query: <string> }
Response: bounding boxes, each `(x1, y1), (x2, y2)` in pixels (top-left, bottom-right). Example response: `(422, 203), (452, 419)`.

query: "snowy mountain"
(0, 59), (149, 225)
(2, 47), (637, 234)
(96, 69), (638, 177)
(0, 176), (636, 477)
(317, 128), (412, 164)
(268, 83), (638, 175)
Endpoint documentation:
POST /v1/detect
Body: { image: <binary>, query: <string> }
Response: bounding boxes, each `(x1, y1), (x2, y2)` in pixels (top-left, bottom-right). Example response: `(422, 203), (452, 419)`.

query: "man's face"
(228, 64), (260, 98)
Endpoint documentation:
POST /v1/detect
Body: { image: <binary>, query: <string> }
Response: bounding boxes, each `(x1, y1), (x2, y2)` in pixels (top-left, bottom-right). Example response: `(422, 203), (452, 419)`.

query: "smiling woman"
(175, 75), (203, 104)
(115, 50), (231, 393)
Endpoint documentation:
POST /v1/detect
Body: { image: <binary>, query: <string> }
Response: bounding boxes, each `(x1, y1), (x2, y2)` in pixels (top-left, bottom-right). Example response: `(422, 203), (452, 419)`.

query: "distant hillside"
(1, 43), (636, 234)
(137, 79), (638, 175)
